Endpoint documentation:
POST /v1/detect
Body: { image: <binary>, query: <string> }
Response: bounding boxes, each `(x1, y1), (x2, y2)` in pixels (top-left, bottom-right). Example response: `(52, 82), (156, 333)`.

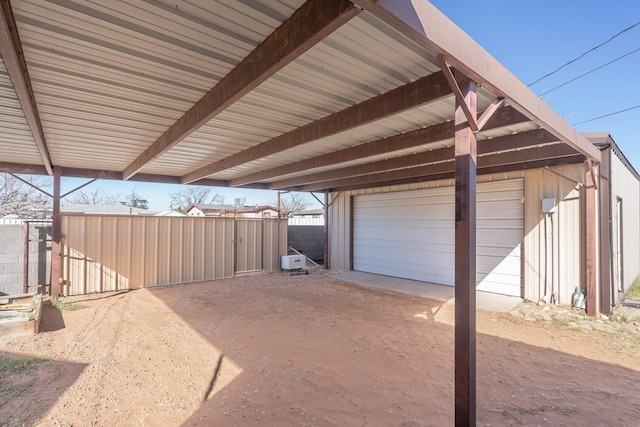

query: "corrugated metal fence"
(61, 215), (287, 295)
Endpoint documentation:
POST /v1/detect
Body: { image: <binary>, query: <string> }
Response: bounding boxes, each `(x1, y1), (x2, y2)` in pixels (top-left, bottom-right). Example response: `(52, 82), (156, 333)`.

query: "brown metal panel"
(99, 218), (114, 291)
(125, 0), (360, 180)
(116, 217), (132, 290)
(453, 72), (477, 426)
(585, 168), (598, 316)
(169, 218), (183, 284)
(235, 219), (263, 273)
(192, 218), (205, 282)
(143, 218), (158, 287)
(155, 218), (170, 285)
(224, 218), (235, 277)
(181, 218), (195, 283)
(129, 217), (146, 287)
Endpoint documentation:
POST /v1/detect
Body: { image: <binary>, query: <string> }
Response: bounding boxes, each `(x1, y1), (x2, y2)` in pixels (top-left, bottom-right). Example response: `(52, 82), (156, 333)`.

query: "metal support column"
(50, 167), (61, 299)
(454, 71), (477, 426)
(585, 165), (598, 316)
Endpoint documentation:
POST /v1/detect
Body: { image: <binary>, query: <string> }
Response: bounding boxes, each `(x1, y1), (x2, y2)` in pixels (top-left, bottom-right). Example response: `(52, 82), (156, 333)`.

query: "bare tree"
(169, 186), (225, 211)
(120, 189), (149, 210)
(66, 188), (121, 205)
(280, 192), (310, 213)
(0, 173), (51, 218)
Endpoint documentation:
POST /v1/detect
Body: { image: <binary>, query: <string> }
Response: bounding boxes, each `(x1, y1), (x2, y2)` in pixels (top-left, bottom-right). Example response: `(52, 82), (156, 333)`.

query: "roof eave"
(357, 0), (601, 162)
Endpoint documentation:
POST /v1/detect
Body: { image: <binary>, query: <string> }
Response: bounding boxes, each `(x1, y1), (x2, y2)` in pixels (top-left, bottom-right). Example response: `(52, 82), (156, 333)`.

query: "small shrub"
(51, 300), (84, 311)
(628, 277), (640, 298)
(0, 355), (46, 375)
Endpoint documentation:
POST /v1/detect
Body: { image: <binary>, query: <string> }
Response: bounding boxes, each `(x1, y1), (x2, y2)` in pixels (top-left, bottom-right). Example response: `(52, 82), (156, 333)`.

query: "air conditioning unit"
(281, 255), (305, 270)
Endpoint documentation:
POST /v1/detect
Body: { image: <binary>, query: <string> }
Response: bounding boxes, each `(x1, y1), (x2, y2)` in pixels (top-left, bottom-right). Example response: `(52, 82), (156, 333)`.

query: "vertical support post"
(598, 149), (612, 314)
(324, 191), (329, 269)
(585, 165), (598, 316)
(50, 167), (61, 300)
(23, 221), (29, 293)
(454, 70), (477, 426)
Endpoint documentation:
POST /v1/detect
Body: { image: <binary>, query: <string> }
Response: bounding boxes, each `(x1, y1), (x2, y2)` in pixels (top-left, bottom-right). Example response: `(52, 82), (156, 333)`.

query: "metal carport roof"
(1, 0), (599, 188)
(0, 0), (602, 424)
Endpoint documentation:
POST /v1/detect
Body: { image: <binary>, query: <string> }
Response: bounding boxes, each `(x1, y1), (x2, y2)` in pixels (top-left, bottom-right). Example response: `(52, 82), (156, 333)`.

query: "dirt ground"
(1, 270), (639, 426)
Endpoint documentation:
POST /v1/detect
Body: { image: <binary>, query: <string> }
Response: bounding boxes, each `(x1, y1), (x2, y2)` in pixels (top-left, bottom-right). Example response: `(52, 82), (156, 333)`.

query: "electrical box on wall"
(542, 198), (557, 213)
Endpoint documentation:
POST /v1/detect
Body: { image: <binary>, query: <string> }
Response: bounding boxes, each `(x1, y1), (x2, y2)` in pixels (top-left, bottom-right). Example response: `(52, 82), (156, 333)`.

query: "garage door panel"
(353, 179), (523, 297)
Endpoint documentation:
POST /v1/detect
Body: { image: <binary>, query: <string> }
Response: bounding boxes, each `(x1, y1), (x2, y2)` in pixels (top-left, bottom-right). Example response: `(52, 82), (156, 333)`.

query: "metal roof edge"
(583, 132), (640, 181)
(357, 0), (601, 162)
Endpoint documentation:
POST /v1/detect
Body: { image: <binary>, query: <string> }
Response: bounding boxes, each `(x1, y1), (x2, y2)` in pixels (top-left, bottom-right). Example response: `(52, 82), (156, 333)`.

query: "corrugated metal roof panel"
(10, 0), (303, 169)
(143, 10), (456, 176)
(0, 58), (43, 165)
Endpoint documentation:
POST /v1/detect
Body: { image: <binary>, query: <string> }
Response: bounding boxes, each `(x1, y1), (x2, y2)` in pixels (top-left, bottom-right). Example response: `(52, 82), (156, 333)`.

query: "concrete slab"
(333, 271), (522, 312)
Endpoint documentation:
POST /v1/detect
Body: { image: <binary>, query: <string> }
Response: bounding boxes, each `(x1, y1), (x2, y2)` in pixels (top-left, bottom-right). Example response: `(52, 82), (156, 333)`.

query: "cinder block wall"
(287, 225), (324, 262)
(0, 222), (51, 295)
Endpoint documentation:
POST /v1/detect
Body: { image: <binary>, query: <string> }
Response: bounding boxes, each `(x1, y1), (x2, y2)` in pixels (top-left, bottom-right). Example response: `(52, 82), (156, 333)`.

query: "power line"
(539, 46), (640, 96)
(528, 19), (640, 87)
(572, 105), (640, 126)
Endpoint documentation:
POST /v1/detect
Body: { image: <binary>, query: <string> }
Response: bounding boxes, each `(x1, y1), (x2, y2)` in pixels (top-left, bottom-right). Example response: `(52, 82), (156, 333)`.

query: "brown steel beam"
(437, 55), (479, 131)
(0, 0), (53, 175)
(476, 97), (505, 130)
(0, 162), (49, 175)
(123, 0), (360, 180)
(453, 71), (477, 426)
(50, 167), (61, 300)
(8, 173), (53, 198)
(299, 144), (578, 192)
(287, 131), (563, 191)
(230, 105), (529, 187)
(321, 155), (586, 193)
(182, 70), (453, 184)
(357, 0), (601, 162)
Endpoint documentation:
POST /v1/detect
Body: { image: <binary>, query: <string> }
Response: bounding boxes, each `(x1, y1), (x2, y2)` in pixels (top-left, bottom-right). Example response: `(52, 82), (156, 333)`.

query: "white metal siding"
(610, 151), (640, 292)
(352, 179), (523, 296)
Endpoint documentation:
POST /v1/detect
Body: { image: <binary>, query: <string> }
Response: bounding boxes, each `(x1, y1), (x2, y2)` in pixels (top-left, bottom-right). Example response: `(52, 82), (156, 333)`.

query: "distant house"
(62, 204), (155, 215)
(291, 208), (324, 218)
(186, 204), (285, 218)
(289, 208), (324, 226)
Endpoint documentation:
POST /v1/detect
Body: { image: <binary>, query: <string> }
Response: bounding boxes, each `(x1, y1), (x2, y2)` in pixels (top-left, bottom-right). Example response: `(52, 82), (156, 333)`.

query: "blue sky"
(62, 1), (640, 210)
(430, 0), (640, 163)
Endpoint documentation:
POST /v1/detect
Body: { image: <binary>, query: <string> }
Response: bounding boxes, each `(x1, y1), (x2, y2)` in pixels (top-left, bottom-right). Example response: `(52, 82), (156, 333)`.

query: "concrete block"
(5, 243), (23, 254)
(0, 230), (21, 244)
(0, 253), (20, 264)
(3, 263), (23, 275)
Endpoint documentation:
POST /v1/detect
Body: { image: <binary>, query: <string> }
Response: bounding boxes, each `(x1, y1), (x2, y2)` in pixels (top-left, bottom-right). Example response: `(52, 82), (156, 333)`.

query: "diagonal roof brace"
(437, 55), (479, 132)
(0, 1), (53, 175)
(357, 0), (601, 162)
(122, 0), (360, 181)
(437, 55), (505, 133)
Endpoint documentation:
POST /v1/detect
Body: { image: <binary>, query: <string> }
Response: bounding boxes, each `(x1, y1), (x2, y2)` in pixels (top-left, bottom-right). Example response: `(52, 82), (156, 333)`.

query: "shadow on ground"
(0, 351), (87, 426)
(146, 274), (640, 426)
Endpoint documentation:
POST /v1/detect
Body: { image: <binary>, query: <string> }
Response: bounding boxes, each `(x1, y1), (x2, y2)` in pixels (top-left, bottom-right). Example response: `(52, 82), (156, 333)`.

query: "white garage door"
(353, 179), (523, 296)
